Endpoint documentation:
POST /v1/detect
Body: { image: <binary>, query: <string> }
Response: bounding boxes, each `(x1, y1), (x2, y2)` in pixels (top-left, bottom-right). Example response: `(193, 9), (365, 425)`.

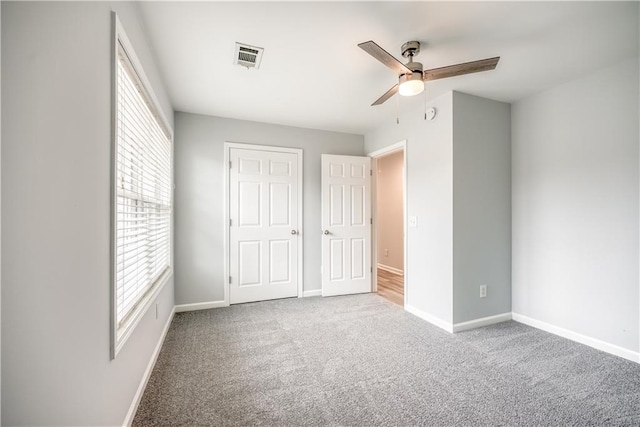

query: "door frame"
(368, 140), (408, 307)
(223, 142), (304, 306)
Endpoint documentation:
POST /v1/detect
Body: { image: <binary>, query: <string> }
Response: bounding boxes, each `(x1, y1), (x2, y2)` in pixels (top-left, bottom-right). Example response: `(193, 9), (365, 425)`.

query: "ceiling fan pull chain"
(396, 93), (400, 125)
(424, 87), (427, 120)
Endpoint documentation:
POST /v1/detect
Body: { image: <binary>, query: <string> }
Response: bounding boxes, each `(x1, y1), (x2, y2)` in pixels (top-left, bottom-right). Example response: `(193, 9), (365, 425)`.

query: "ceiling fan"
(358, 40), (500, 106)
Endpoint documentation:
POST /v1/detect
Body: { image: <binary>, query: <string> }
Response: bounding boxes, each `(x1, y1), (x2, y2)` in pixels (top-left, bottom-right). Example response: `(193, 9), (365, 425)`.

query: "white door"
(321, 154), (372, 296)
(229, 147), (300, 304)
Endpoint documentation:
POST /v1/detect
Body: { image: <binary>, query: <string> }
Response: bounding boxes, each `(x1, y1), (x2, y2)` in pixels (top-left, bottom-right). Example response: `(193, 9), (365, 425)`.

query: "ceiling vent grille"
(234, 42), (264, 69)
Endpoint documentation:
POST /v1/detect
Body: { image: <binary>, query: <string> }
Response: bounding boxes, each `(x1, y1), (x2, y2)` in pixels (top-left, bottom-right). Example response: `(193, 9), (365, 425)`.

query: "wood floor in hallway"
(376, 268), (404, 306)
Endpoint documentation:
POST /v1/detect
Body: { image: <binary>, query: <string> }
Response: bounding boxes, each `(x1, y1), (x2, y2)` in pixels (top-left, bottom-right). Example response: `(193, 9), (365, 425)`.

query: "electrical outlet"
(384, 249), (389, 257)
(480, 285), (487, 298)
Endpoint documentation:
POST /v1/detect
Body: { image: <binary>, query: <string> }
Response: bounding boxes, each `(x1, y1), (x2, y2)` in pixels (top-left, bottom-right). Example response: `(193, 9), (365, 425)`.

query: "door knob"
(291, 230), (297, 235)
(323, 230), (330, 235)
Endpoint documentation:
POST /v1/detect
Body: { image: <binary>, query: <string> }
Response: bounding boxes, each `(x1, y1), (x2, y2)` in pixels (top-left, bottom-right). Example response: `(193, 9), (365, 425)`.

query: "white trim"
(405, 304), (453, 333)
(122, 306), (175, 427)
(377, 263), (404, 276)
(113, 271), (172, 357)
(370, 158), (378, 293)
(368, 141), (406, 158)
(303, 289), (322, 298)
(224, 142), (304, 305)
(512, 312), (640, 364)
(368, 140), (408, 307)
(223, 144), (230, 307)
(175, 300), (228, 313)
(452, 312), (512, 333)
(112, 15), (171, 136)
(110, 13), (174, 359)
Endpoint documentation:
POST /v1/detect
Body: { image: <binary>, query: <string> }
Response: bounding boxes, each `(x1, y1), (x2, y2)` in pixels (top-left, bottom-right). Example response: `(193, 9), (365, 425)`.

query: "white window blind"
(115, 40), (172, 334)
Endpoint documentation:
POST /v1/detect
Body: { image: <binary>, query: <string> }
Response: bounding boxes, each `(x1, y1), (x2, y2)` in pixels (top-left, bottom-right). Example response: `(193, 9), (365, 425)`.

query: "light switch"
(408, 216), (418, 227)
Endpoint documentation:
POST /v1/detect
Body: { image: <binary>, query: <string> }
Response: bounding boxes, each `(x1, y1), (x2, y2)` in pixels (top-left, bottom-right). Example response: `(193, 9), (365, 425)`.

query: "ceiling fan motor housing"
(399, 61), (424, 83)
(405, 61), (423, 74)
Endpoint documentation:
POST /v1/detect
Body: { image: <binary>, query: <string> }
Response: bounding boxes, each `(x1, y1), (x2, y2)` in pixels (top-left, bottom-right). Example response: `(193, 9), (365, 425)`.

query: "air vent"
(234, 42), (264, 69)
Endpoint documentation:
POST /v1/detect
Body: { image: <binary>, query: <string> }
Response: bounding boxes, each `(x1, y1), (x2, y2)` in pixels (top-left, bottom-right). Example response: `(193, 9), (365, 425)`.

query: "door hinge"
(229, 219), (232, 226)
(370, 218), (373, 225)
(229, 276), (232, 284)
(371, 267), (373, 273)
(229, 160), (232, 169)
(370, 169), (373, 176)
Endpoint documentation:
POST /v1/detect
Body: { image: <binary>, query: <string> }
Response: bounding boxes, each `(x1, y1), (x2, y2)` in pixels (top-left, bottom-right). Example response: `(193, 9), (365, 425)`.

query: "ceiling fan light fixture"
(398, 73), (424, 97)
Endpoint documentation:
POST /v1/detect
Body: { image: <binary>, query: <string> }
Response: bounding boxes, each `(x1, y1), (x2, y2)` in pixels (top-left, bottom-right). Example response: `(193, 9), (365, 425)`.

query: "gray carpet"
(133, 294), (640, 426)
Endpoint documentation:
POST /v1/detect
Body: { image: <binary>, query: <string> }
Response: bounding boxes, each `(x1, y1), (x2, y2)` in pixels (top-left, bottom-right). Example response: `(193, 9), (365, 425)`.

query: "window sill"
(112, 268), (173, 359)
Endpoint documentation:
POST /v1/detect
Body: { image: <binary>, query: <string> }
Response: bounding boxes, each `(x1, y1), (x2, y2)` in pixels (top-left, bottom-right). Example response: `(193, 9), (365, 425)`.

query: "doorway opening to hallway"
(370, 142), (406, 306)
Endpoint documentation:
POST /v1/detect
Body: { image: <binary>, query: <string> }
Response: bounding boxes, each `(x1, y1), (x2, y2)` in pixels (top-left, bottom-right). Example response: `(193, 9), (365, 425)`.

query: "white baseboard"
(303, 289), (321, 297)
(512, 312), (640, 364)
(123, 306), (175, 427)
(453, 312), (512, 333)
(405, 305), (453, 333)
(377, 263), (404, 276)
(175, 300), (228, 313)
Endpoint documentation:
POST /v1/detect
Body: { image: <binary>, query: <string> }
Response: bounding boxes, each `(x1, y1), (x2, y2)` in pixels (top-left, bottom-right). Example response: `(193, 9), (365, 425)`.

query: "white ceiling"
(137, 1), (639, 135)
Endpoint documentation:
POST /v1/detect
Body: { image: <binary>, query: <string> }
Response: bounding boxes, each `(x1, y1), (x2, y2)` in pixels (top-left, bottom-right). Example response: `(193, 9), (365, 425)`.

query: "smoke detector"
(233, 42), (264, 69)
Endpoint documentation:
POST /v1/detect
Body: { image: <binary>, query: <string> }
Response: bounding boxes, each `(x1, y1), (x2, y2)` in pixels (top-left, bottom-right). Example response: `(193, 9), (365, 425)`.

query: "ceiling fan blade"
(358, 41), (411, 75)
(423, 57), (500, 81)
(371, 84), (398, 106)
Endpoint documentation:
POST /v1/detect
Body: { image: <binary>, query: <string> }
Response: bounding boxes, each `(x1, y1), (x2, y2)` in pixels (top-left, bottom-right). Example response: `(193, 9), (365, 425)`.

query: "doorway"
(370, 141), (407, 306)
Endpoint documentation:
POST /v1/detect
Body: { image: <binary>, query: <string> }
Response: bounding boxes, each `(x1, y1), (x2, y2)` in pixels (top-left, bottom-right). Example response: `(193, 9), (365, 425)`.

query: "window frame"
(110, 12), (174, 359)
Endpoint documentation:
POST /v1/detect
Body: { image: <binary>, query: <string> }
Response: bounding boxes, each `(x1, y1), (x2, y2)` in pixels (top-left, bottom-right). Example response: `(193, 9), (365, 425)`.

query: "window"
(112, 15), (172, 357)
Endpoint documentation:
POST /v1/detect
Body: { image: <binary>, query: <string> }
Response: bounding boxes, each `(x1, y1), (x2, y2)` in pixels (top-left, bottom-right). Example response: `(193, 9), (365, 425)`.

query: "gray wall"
(2, 2), (175, 425)
(174, 112), (364, 305)
(365, 91), (511, 327)
(366, 93), (455, 324)
(512, 57), (640, 353)
(452, 92), (511, 323)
